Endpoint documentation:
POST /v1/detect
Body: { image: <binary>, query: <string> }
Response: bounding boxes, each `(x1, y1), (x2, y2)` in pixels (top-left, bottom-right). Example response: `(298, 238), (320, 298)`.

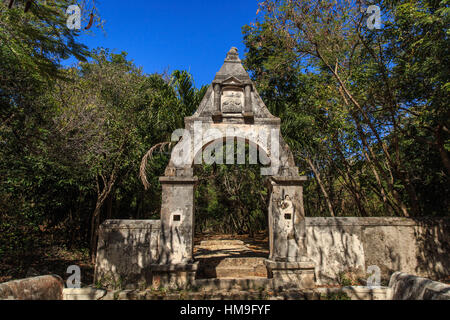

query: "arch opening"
(192, 141), (271, 279)
(191, 136), (272, 168)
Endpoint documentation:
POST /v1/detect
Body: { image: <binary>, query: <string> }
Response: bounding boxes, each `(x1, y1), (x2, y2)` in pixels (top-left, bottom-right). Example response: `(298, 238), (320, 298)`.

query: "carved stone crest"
(221, 89), (243, 113)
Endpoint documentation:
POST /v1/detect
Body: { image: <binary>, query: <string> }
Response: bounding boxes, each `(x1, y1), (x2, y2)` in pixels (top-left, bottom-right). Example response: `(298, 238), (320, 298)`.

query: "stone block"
(94, 220), (160, 289)
(0, 275), (64, 300)
(265, 259), (316, 289)
(150, 262), (198, 289)
(389, 272), (450, 300)
(63, 288), (106, 300)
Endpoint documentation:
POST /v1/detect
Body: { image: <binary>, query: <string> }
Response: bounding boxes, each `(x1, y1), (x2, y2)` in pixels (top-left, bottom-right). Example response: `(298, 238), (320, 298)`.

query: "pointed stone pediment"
(212, 47), (251, 83)
(189, 47), (277, 121)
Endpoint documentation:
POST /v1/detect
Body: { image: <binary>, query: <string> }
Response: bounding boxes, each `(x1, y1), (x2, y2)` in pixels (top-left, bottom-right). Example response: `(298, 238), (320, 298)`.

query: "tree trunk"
(90, 200), (103, 264)
(90, 177), (117, 263)
(436, 125), (450, 176)
(306, 157), (335, 217)
(106, 194), (113, 219)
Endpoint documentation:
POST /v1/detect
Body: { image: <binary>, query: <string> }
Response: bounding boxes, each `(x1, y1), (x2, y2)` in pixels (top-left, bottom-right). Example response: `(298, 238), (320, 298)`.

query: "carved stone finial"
(225, 47), (240, 62)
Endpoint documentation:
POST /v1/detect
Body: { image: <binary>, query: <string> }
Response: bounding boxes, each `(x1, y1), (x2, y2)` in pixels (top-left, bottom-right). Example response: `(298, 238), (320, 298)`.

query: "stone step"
(196, 257), (268, 278)
(215, 266), (268, 278)
(99, 288), (322, 300)
(194, 247), (249, 256)
(193, 277), (273, 292)
(211, 257), (266, 267)
(194, 245), (250, 252)
(63, 286), (391, 300)
(198, 240), (244, 246)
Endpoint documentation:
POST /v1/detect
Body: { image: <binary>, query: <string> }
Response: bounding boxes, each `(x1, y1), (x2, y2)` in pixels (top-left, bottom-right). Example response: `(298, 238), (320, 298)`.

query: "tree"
(242, 0), (449, 217)
(0, 0), (100, 255)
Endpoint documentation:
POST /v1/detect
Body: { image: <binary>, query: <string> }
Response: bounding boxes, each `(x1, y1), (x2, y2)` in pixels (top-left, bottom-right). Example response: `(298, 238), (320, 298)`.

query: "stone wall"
(306, 217), (450, 284)
(94, 220), (160, 289)
(94, 217), (449, 287)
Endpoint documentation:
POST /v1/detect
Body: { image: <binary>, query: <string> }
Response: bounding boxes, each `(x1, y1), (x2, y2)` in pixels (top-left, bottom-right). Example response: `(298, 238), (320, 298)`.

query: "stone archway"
(153, 48), (315, 288)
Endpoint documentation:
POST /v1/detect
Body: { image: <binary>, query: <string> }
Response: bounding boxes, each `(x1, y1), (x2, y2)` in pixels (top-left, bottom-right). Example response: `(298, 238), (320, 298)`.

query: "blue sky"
(72, 0), (260, 86)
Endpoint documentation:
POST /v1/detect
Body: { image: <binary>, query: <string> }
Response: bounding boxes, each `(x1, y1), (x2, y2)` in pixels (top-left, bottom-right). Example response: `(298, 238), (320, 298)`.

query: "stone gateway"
(152, 47), (315, 288)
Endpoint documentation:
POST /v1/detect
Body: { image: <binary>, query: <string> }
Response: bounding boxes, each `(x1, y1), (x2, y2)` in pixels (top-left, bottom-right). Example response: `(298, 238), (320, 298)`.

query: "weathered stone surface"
(63, 288), (106, 300)
(269, 177), (308, 262)
(389, 272), (450, 300)
(316, 286), (392, 300)
(362, 225), (418, 277)
(305, 219), (366, 284)
(198, 239), (245, 246)
(265, 259), (316, 289)
(150, 263), (198, 289)
(95, 217), (449, 288)
(198, 257), (268, 279)
(0, 275), (63, 300)
(62, 274), (450, 300)
(305, 217), (450, 284)
(158, 177), (197, 265)
(67, 286), (391, 300)
(194, 278), (273, 292)
(94, 220), (160, 289)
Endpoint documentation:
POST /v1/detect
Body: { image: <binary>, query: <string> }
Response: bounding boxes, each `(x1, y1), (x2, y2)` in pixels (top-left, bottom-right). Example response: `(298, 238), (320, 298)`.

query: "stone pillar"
(268, 175), (307, 261)
(212, 84), (222, 122)
(151, 176), (198, 289)
(266, 175), (315, 289)
(244, 85), (252, 113)
(157, 176), (197, 264)
(243, 84), (254, 121)
(214, 84), (221, 111)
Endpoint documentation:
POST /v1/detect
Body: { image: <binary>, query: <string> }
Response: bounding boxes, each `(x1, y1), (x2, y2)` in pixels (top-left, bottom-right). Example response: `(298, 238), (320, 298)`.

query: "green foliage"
(195, 165), (269, 235)
(243, 0), (449, 217)
(321, 291), (351, 300)
(0, 0), (95, 256)
(193, 142), (270, 235)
